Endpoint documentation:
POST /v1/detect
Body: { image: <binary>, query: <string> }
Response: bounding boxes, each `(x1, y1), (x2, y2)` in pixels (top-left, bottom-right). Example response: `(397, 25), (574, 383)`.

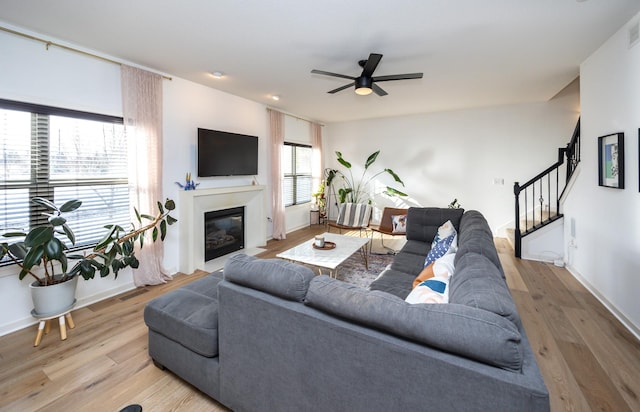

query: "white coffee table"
(276, 232), (369, 278)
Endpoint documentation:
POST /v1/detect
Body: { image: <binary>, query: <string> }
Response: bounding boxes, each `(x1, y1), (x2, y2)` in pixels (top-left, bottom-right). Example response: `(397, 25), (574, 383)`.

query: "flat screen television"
(198, 128), (259, 177)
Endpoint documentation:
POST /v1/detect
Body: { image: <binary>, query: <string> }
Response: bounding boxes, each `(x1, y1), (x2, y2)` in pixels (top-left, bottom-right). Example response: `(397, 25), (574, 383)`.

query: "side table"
(32, 306), (76, 347)
(310, 209), (319, 225)
(309, 209), (326, 226)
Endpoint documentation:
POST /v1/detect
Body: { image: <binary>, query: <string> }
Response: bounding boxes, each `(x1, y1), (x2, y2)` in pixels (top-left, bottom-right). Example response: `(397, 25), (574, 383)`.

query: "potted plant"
(326, 150), (407, 204)
(0, 197), (176, 315)
(312, 179), (327, 217)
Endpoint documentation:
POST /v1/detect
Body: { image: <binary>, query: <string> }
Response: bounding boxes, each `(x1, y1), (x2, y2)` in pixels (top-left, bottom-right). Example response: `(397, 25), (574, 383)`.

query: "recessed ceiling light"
(210, 71), (223, 79)
(271, 95), (280, 101)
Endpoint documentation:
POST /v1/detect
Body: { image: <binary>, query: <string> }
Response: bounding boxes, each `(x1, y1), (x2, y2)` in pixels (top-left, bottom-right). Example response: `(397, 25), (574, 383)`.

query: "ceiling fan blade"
(372, 73), (423, 82)
(328, 83), (354, 94)
(361, 53), (383, 77)
(311, 69), (355, 81)
(372, 83), (388, 96)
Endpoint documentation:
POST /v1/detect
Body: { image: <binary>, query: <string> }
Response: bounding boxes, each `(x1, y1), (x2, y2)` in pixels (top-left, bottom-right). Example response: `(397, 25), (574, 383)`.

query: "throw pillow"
(406, 253), (455, 304)
(405, 277), (450, 304)
(431, 220), (456, 247)
(413, 262), (434, 288)
(391, 214), (407, 234)
(424, 233), (455, 266)
(433, 253), (456, 279)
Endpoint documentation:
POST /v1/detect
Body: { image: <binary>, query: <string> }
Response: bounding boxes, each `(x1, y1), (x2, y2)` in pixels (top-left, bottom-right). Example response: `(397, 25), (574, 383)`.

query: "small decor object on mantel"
(598, 132), (624, 189)
(175, 172), (199, 190)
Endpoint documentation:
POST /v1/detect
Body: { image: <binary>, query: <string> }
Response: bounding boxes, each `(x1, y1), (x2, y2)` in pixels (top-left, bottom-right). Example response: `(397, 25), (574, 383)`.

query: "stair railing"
(513, 118), (580, 258)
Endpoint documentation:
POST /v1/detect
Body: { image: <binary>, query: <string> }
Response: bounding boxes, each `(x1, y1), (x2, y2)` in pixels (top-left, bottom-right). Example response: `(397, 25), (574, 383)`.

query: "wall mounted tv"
(198, 128), (259, 177)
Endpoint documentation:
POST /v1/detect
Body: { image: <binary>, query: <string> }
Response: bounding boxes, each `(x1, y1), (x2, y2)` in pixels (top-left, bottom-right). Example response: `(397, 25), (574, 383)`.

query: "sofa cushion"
(450, 253), (520, 326)
(144, 285), (220, 358)
(306, 276), (523, 371)
(391, 240), (429, 275)
(223, 254), (315, 302)
(182, 271), (224, 297)
(369, 268), (415, 299)
(405, 207), (464, 243)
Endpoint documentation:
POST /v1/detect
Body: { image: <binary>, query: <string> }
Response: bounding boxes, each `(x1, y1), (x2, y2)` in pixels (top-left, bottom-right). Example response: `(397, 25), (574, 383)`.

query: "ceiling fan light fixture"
(355, 76), (373, 95)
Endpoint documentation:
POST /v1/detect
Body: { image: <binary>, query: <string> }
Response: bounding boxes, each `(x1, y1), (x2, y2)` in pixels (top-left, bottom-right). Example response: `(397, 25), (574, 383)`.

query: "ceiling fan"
(311, 53), (423, 96)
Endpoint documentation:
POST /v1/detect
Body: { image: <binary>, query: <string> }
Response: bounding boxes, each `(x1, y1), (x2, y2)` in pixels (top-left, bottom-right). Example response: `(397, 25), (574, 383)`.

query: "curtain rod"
(267, 107), (324, 126)
(0, 25), (172, 81)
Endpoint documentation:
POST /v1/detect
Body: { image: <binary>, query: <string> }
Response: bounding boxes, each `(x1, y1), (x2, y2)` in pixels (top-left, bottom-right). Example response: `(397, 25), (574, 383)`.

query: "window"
(0, 99), (128, 260)
(283, 142), (312, 206)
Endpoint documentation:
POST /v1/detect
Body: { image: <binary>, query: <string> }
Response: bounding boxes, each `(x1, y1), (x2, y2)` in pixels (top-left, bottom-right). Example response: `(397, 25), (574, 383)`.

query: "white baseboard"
(0, 281), (136, 337)
(565, 264), (640, 342)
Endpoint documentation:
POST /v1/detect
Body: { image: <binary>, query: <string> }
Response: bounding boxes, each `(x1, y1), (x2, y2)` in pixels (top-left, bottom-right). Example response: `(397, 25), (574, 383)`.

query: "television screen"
(198, 128), (259, 177)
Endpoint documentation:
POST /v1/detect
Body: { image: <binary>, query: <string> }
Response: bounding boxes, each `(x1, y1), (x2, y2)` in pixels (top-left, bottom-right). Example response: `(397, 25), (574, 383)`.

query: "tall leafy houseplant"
(326, 150), (407, 204)
(0, 197), (177, 286)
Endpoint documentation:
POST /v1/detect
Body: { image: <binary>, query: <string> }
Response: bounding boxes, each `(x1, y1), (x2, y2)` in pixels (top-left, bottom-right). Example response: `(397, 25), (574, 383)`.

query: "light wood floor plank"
(0, 225), (638, 412)
(510, 289), (591, 412)
(564, 307), (640, 411)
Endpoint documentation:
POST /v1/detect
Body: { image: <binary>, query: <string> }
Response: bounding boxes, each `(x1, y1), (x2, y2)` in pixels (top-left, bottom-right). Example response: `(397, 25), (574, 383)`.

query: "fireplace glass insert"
(204, 206), (245, 261)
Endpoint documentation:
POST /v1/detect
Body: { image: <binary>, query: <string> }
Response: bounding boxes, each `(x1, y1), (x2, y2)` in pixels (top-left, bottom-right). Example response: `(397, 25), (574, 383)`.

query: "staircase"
(513, 118), (580, 258)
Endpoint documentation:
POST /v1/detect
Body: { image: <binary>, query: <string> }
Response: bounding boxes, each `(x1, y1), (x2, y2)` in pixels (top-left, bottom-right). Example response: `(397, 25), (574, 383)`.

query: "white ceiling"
(1, 0), (639, 123)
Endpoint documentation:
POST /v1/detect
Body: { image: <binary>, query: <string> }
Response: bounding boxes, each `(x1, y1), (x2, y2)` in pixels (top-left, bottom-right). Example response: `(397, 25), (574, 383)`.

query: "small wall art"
(598, 132), (624, 189)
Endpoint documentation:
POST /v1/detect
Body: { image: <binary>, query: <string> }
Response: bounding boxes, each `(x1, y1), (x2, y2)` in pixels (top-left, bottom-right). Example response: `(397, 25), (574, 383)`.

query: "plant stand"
(32, 308), (76, 347)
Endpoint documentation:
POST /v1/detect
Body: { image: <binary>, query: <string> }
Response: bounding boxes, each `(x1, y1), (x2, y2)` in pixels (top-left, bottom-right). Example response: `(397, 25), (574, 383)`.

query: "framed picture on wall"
(598, 132), (624, 189)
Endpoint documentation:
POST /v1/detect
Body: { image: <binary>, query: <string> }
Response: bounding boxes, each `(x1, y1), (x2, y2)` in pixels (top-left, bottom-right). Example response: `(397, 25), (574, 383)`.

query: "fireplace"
(204, 206), (245, 261)
(178, 185), (266, 274)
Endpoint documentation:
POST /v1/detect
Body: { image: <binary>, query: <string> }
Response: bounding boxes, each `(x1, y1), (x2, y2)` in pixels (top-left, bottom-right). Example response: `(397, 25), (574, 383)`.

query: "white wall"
(563, 12), (640, 336)
(161, 77), (270, 274)
(0, 26), (272, 335)
(325, 83), (580, 232)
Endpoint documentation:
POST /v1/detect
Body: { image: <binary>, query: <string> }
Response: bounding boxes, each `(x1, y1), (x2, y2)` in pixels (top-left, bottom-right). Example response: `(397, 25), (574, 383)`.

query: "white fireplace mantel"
(178, 185), (267, 274)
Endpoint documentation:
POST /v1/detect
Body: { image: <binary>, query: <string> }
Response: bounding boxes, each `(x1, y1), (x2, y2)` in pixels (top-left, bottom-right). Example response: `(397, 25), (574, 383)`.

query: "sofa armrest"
(223, 254), (315, 302)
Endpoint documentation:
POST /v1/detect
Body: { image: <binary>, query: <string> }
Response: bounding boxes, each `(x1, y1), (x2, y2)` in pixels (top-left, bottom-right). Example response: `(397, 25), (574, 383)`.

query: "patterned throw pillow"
(424, 233), (456, 266)
(413, 262), (434, 288)
(407, 253), (455, 304)
(431, 220), (456, 247)
(391, 214), (407, 234)
(405, 277), (450, 304)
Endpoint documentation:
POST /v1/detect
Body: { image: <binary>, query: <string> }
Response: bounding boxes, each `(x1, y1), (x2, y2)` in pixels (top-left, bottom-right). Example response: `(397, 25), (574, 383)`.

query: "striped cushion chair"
(327, 203), (372, 237)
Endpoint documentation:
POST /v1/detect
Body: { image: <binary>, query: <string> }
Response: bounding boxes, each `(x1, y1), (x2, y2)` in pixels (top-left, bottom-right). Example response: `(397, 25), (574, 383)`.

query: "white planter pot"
(29, 275), (78, 316)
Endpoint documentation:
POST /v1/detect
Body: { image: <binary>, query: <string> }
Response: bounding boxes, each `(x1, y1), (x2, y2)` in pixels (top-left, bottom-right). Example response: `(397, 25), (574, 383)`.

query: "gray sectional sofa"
(144, 207), (549, 411)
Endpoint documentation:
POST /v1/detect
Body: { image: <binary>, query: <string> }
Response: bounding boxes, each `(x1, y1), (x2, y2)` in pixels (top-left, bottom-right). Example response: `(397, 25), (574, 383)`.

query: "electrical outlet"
(493, 178), (504, 185)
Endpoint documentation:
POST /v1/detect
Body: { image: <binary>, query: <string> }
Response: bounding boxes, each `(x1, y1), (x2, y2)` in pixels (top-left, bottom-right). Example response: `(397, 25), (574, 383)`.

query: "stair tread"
(521, 214), (564, 237)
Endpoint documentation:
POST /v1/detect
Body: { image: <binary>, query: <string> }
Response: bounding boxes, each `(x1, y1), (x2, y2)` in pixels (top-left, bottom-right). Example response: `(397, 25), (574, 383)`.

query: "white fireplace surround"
(178, 185), (267, 274)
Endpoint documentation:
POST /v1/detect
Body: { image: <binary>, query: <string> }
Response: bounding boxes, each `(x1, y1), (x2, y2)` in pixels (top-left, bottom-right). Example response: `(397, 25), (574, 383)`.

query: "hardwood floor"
(0, 226), (638, 411)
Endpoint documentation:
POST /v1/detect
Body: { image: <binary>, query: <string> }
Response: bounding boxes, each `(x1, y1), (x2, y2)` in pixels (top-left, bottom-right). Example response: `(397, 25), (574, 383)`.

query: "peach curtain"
(121, 65), (171, 286)
(311, 122), (323, 194)
(269, 109), (286, 239)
